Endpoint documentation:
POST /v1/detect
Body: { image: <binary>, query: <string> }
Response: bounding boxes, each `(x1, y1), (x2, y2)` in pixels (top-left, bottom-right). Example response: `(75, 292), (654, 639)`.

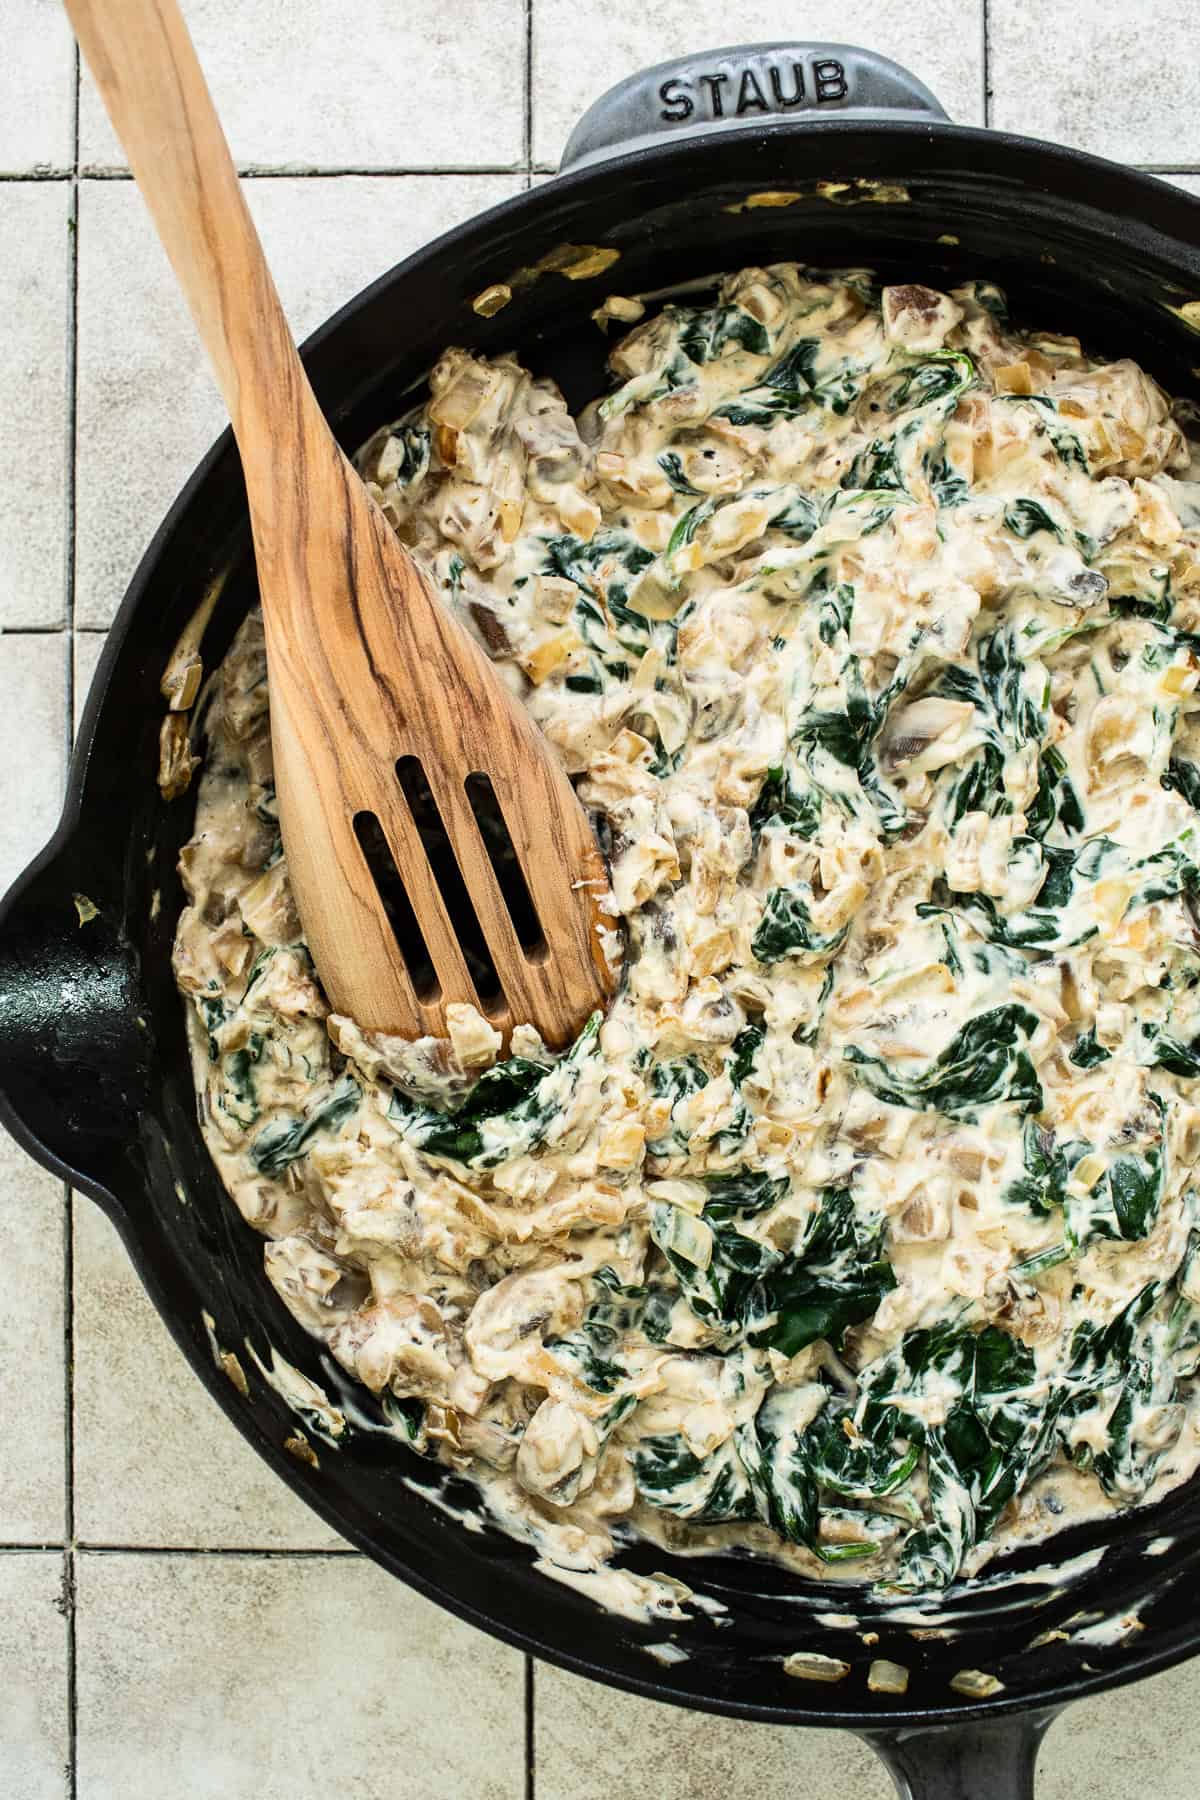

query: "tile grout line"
(525, 1656), (536, 1800)
(0, 161), (1186, 180)
(981, 0), (991, 128)
(523, 0), (534, 187)
(76, 163), (531, 180)
(50, 1545), (363, 1559)
(63, 46), (81, 1799)
(2, 1548), (356, 1562)
(0, 164), (540, 182)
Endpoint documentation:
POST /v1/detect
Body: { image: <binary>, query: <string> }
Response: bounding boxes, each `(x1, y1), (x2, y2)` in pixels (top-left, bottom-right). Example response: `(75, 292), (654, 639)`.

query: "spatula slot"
(352, 810), (439, 1002)
(395, 755), (506, 1012)
(463, 772), (546, 958)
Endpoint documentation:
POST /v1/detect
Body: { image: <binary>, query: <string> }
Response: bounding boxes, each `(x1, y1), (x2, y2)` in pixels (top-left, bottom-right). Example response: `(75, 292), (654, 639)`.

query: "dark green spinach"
(751, 887), (850, 963)
(845, 1005), (1044, 1121)
(250, 1076), (362, 1178)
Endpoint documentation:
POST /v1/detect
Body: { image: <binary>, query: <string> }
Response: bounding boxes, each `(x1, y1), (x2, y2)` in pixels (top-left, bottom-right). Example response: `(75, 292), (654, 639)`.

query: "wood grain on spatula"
(65, 0), (616, 1048)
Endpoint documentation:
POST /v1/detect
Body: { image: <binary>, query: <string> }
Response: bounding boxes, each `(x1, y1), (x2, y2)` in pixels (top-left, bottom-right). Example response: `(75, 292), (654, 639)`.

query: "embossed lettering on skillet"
(659, 56), (849, 123)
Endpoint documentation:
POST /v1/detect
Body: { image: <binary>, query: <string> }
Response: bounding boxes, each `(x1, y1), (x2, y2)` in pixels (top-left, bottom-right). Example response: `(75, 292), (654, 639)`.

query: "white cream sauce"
(175, 264), (1200, 1612)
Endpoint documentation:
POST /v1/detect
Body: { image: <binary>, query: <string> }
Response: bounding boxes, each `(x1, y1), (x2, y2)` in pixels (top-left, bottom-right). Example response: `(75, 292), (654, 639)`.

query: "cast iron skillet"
(3, 41), (1200, 1798)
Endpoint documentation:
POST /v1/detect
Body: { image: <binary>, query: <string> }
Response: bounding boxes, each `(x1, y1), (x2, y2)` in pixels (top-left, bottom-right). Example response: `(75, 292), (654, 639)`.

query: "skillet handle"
(859, 1710), (1061, 1800)
(559, 42), (949, 172)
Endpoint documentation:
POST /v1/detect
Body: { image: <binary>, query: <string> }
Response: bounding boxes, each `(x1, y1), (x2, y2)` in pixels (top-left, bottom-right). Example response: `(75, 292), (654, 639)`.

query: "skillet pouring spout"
(0, 826), (153, 1204)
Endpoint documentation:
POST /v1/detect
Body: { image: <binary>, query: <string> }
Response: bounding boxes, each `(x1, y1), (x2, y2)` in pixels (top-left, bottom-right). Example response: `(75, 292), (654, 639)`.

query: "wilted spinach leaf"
(677, 303), (771, 365)
(999, 392), (1089, 472)
(1003, 1120), (1088, 1215)
(702, 1168), (789, 1221)
(1060, 1281), (1179, 1501)
(542, 528), (654, 605)
(634, 1432), (759, 1521)
(409, 1014), (600, 1166)
(747, 1188), (896, 1356)
(251, 1076), (362, 1177)
(750, 764), (822, 839)
(1004, 497), (1062, 540)
(769, 489), (822, 540)
(1026, 745), (1085, 839)
(1139, 1021), (1200, 1079)
(1069, 1027), (1112, 1069)
(646, 1054), (710, 1155)
(380, 424), (430, 488)
(1065, 1128), (1165, 1247)
(1163, 757), (1200, 813)
(665, 497), (718, 561)
(751, 887), (850, 963)
(657, 450), (701, 496)
(845, 1005), (1044, 1121)
(726, 1025), (764, 1090)
(872, 1324), (1058, 1590)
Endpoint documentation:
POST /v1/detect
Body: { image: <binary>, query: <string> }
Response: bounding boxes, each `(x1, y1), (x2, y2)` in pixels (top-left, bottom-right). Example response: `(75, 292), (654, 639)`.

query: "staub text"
(658, 57), (850, 123)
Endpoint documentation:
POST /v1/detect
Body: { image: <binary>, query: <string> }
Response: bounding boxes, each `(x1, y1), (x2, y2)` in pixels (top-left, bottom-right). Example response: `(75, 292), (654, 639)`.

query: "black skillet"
(3, 42), (1200, 1798)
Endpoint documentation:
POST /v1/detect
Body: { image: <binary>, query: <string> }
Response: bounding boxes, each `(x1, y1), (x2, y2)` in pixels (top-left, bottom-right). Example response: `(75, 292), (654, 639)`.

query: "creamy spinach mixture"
(175, 264), (1200, 1597)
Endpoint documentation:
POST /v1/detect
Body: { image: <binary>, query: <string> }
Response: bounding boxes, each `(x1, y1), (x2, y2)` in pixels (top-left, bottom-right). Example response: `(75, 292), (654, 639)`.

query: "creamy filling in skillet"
(174, 263), (1200, 1598)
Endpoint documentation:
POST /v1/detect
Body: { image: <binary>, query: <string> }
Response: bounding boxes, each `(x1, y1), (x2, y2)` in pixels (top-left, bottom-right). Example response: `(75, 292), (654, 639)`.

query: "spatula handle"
(65, 0), (309, 455)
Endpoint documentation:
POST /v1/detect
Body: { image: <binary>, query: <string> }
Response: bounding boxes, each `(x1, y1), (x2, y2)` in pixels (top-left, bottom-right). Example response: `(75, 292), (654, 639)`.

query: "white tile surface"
(0, 633), (66, 891)
(536, 1655), (1200, 1800)
(72, 1200), (346, 1549)
(0, 1554), (69, 1798)
(74, 1552), (525, 1799)
(74, 172), (523, 628)
(0, 1133), (64, 1544)
(533, 0), (985, 167)
(78, 0), (525, 172)
(1037, 1659), (1200, 1795)
(0, 185), (70, 629)
(0, 1), (75, 173)
(990, 0), (1200, 165)
(535, 1665), (891, 1799)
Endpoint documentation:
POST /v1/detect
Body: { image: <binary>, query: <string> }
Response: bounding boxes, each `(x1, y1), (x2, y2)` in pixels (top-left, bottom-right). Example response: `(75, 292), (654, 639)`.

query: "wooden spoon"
(67, 0), (616, 1048)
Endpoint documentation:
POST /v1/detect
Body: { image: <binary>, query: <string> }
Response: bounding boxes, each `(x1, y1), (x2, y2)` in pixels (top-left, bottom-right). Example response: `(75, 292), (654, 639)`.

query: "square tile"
(243, 173), (524, 341)
(0, 1), (74, 173)
(0, 633), (66, 891)
(533, 1663), (891, 1800)
(74, 172), (523, 628)
(533, 0), (984, 167)
(990, 1), (1200, 165)
(72, 1200), (346, 1549)
(534, 1656), (1200, 1800)
(72, 180), (225, 633)
(75, 1552), (525, 1799)
(78, 0), (524, 172)
(1037, 1659), (1200, 1797)
(0, 1132), (64, 1543)
(0, 185), (71, 629)
(0, 1553), (69, 1798)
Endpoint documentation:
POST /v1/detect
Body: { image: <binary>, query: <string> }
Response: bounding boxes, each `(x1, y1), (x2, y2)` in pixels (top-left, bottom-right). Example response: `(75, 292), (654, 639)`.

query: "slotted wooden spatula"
(67, 0), (615, 1048)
